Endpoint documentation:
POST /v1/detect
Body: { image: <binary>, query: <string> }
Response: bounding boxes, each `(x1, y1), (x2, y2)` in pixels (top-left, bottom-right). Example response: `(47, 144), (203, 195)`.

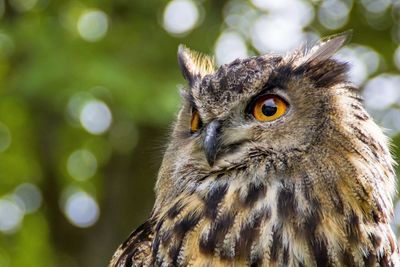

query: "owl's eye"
(251, 95), (288, 122)
(191, 109), (203, 133)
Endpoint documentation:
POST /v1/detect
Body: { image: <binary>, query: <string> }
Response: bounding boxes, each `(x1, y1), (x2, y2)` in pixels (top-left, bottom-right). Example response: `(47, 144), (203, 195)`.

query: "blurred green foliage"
(0, 0), (399, 266)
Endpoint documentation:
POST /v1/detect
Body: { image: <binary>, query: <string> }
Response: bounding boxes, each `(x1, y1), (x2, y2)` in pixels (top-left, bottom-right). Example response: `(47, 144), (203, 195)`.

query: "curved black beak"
(203, 120), (221, 167)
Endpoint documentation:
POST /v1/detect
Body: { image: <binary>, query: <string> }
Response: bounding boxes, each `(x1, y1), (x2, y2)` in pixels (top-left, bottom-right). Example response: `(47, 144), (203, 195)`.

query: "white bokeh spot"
(335, 45), (380, 85)
(251, 0), (314, 28)
(318, 0), (350, 30)
(0, 199), (24, 233)
(77, 10), (109, 42)
(80, 100), (112, 135)
(215, 31), (248, 65)
(363, 74), (400, 111)
(163, 0), (199, 35)
(251, 15), (304, 53)
(64, 191), (100, 228)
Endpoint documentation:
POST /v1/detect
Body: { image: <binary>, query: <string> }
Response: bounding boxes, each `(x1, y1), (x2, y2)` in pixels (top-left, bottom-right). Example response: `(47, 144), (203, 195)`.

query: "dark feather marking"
(353, 112), (369, 121)
(115, 220), (154, 267)
(282, 246), (289, 265)
(203, 181), (228, 219)
(152, 219), (166, 260)
(369, 234), (382, 249)
(294, 59), (349, 88)
(200, 210), (235, 256)
(121, 220), (153, 249)
(372, 210), (383, 224)
(277, 183), (296, 220)
(173, 211), (201, 238)
(347, 212), (361, 243)
(167, 199), (186, 219)
(152, 233), (161, 261)
(311, 238), (330, 267)
(265, 64), (293, 89)
(330, 185), (345, 214)
(160, 229), (172, 244)
(170, 211), (202, 265)
(342, 250), (356, 266)
(243, 182), (267, 206)
(350, 125), (379, 153)
(270, 226), (283, 262)
(378, 255), (391, 267)
(235, 207), (266, 259)
(301, 210), (330, 266)
(169, 244), (180, 265)
(350, 103), (362, 111)
(123, 251), (134, 267)
(348, 94), (363, 102)
(250, 254), (263, 267)
(363, 252), (376, 267)
(250, 261), (261, 267)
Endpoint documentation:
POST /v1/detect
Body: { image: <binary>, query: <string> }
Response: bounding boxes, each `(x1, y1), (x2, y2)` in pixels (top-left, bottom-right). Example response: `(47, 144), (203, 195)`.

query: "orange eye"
(251, 95), (288, 122)
(191, 109), (203, 133)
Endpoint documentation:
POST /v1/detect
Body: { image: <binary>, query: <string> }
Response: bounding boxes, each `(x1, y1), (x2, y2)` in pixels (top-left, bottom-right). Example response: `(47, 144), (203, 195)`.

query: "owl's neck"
(151, 145), (399, 266)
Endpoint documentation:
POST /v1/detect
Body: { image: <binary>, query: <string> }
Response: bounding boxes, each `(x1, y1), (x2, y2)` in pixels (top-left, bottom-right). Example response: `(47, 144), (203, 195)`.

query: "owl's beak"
(203, 120), (221, 167)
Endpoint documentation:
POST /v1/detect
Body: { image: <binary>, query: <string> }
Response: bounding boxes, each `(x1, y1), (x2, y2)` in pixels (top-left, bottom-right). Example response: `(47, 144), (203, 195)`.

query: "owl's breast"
(150, 172), (399, 267)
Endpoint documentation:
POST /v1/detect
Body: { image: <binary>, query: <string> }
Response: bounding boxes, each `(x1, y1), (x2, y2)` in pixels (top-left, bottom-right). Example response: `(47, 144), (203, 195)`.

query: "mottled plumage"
(110, 33), (399, 267)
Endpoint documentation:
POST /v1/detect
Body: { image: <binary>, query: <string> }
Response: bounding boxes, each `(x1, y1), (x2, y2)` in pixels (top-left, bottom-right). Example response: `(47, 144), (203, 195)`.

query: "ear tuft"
(177, 45), (215, 86)
(304, 30), (352, 63)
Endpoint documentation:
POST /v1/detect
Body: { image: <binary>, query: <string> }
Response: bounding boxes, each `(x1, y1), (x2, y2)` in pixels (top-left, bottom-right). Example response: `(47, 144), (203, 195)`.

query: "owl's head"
(154, 32), (394, 214)
(169, 33), (352, 167)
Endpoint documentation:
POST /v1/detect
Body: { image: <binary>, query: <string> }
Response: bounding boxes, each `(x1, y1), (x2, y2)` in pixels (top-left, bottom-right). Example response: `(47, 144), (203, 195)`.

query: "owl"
(109, 33), (400, 267)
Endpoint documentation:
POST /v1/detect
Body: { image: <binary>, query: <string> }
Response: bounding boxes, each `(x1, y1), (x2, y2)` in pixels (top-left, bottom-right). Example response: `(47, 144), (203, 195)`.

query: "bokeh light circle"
(0, 199), (24, 233)
(251, 0), (314, 28)
(77, 10), (109, 42)
(80, 100), (112, 135)
(67, 149), (97, 181)
(251, 15), (304, 53)
(215, 31), (248, 65)
(64, 191), (99, 228)
(14, 183), (42, 214)
(163, 0), (199, 35)
(334, 45), (380, 85)
(318, 0), (350, 30)
(363, 74), (400, 111)
(361, 0), (391, 14)
(381, 108), (400, 136)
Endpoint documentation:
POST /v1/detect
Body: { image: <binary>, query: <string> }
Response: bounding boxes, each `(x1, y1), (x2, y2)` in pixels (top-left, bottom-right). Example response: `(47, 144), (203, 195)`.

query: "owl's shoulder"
(109, 220), (155, 267)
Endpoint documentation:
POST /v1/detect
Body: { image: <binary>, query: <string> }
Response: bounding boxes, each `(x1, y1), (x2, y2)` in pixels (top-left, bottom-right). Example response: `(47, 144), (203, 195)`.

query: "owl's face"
(168, 35), (349, 170)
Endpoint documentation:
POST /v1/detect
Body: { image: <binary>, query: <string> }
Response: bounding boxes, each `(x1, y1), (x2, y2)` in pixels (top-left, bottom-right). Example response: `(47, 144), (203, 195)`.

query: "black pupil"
(261, 99), (277, 116)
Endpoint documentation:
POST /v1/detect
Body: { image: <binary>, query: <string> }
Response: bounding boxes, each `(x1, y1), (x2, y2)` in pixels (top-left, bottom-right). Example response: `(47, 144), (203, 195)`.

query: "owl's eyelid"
(245, 89), (283, 115)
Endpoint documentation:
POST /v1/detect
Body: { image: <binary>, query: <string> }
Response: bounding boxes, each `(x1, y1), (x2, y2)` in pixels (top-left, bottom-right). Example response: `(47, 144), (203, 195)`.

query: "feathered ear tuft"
(177, 45), (215, 86)
(303, 31), (352, 63)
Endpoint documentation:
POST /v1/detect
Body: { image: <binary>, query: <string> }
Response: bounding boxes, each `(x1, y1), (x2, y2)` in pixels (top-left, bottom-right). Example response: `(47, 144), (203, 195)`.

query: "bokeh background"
(0, 0), (400, 266)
